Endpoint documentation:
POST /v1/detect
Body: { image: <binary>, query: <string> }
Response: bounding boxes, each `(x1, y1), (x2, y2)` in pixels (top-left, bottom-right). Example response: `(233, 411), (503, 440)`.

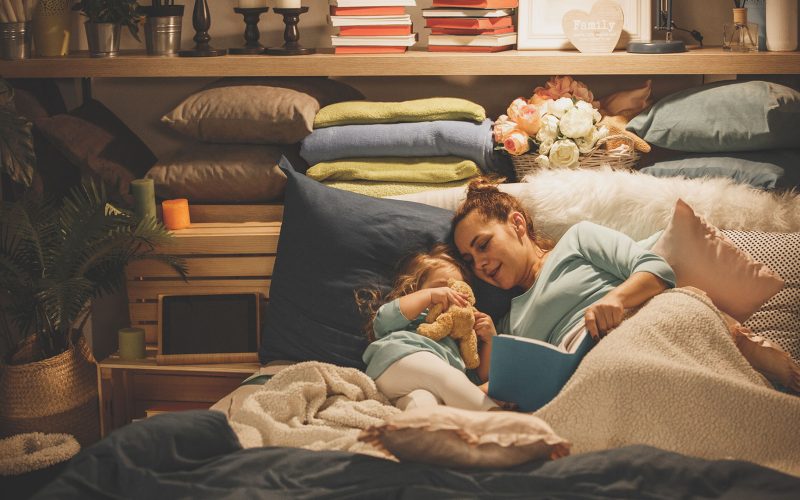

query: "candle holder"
(266, 7), (315, 55)
(230, 7), (269, 55)
(178, 0), (227, 57)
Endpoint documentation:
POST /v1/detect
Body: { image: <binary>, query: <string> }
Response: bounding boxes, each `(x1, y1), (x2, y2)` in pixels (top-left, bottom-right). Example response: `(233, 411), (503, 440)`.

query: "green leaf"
(0, 103), (35, 187)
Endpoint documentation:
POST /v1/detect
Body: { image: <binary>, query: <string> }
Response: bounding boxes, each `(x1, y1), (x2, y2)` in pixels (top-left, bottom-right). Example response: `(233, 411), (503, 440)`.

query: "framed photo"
(517, 0), (652, 50)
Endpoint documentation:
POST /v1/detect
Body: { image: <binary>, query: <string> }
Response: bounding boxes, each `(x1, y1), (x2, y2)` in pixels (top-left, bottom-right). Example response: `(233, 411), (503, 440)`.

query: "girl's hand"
(474, 311), (497, 342)
(429, 287), (469, 310)
(584, 295), (625, 340)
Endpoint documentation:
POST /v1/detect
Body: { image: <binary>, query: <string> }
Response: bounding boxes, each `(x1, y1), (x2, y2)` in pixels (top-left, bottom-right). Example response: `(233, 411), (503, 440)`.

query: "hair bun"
(467, 176), (503, 196)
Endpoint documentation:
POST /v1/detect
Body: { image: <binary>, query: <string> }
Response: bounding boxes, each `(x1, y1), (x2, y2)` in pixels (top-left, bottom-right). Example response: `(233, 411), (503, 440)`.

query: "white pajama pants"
(375, 351), (497, 411)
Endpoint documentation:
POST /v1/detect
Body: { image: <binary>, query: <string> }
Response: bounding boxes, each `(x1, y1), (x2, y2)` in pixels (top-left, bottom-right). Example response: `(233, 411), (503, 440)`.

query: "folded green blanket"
(324, 178), (475, 198)
(306, 156), (480, 183)
(313, 98), (486, 128)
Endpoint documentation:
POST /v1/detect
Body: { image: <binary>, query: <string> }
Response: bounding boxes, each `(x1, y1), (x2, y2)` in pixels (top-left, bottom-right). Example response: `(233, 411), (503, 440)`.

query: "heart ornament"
(562, 0), (624, 53)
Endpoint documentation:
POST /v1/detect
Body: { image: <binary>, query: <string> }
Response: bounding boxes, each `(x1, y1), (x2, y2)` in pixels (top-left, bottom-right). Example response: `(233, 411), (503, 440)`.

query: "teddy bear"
(416, 278), (480, 369)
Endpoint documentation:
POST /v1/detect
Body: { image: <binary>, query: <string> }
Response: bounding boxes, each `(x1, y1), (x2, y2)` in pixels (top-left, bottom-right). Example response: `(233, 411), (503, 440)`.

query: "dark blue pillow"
(261, 158), (515, 369)
(639, 150), (800, 190)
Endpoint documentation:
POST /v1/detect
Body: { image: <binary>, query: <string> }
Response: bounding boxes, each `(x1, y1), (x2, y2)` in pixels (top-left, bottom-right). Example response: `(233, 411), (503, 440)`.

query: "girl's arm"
(398, 287), (469, 322)
(474, 311), (496, 382)
(584, 271), (670, 339)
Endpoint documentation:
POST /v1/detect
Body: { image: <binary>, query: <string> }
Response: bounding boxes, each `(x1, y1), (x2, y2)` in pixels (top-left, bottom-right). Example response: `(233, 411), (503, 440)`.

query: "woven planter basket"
(511, 134), (640, 180)
(0, 335), (99, 447)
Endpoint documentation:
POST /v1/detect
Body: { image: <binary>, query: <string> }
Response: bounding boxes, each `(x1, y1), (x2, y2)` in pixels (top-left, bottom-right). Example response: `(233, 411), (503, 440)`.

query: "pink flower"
(506, 98), (529, 121)
(532, 76), (595, 104)
(503, 130), (531, 156)
(507, 101), (541, 136)
(493, 115), (517, 143)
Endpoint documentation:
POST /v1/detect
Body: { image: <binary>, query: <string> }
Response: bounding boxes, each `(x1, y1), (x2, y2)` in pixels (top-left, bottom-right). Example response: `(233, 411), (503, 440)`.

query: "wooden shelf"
(98, 353), (260, 374)
(1, 47), (798, 77)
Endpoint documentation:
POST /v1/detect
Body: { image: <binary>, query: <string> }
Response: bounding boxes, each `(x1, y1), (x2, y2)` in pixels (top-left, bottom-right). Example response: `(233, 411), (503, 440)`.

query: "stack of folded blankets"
(299, 97), (514, 197)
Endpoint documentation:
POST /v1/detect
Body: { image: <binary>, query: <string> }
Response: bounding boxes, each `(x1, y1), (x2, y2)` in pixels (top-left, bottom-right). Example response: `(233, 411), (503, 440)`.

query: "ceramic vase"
(766, 0), (799, 51)
(32, 0), (72, 57)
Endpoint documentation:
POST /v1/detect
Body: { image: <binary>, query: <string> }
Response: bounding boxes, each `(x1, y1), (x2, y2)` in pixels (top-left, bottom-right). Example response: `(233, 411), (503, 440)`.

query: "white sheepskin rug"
(520, 167), (800, 241)
(389, 167), (800, 241)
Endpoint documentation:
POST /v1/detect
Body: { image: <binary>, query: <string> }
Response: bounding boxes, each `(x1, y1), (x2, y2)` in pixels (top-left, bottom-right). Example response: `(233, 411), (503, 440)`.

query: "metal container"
(0, 22), (32, 60)
(85, 22), (121, 58)
(145, 16), (182, 56)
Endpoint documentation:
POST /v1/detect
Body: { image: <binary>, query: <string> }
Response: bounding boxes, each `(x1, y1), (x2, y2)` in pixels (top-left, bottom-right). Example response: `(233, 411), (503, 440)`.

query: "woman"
(451, 177), (800, 391)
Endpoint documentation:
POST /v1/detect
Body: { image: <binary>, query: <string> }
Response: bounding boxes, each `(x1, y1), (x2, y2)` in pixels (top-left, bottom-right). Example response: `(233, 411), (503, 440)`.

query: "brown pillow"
(207, 76), (365, 107)
(359, 406), (570, 468)
(162, 86), (320, 145)
(145, 143), (288, 203)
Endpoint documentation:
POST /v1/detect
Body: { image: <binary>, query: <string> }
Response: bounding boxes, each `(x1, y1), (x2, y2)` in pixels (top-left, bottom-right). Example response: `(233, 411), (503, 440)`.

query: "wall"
(55, 1), (767, 160)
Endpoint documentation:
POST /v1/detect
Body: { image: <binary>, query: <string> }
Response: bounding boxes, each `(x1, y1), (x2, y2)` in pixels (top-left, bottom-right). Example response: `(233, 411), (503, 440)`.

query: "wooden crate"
(125, 216), (282, 346)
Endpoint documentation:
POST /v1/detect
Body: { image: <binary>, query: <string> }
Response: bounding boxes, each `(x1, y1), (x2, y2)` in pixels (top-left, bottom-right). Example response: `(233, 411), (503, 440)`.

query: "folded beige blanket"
(535, 288), (800, 477)
(228, 362), (400, 458)
(306, 156), (480, 183)
(325, 178), (475, 198)
(314, 98), (486, 128)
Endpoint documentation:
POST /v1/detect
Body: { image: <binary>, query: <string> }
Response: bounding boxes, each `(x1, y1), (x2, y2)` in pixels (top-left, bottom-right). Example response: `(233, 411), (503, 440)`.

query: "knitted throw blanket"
(228, 362), (400, 458)
(535, 288), (800, 477)
(313, 98), (486, 128)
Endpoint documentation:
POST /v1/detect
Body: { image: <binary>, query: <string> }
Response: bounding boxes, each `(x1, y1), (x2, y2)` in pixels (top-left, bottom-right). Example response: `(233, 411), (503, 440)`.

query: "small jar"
(723, 7), (760, 52)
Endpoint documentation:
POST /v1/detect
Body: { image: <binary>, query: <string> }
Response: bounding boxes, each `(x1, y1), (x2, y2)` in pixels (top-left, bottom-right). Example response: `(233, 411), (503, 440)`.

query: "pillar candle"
(239, 0), (266, 7)
(118, 327), (146, 360)
(130, 179), (156, 220)
(274, 0), (301, 8)
(162, 198), (191, 230)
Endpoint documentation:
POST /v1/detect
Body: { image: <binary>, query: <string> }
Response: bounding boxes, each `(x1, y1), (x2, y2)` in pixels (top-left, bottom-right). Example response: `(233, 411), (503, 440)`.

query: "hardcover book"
(334, 46), (409, 53)
(487, 326), (595, 412)
(421, 8), (514, 17)
(432, 0), (518, 8)
(428, 32), (517, 46)
(340, 25), (413, 36)
(430, 26), (515, 35)
(330, 6), (407, 15)
(424, 16), (513, 29)
(427, 45), (515, 52)
(331, 34), (418, 46)
(330, 0), (416, 6)
(329, 14), (412, 26)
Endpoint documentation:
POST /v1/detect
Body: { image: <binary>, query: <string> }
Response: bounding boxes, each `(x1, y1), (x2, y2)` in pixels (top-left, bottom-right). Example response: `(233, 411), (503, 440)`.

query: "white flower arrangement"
(494, 76), (609, 169)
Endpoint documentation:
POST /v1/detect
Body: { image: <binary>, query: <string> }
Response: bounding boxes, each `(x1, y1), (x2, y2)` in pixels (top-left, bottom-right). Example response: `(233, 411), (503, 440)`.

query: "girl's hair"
(450, 176), (552, 249)
(354, 243), (470, 342)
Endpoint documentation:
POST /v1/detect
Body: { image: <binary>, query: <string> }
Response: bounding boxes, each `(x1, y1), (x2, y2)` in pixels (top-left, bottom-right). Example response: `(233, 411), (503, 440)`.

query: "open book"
(488, 324), (595, 412)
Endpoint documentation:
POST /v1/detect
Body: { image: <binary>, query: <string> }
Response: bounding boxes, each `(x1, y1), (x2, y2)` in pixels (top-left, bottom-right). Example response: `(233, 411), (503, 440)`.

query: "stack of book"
(329, 0), (418, 54)
(422, 0), (518, 52)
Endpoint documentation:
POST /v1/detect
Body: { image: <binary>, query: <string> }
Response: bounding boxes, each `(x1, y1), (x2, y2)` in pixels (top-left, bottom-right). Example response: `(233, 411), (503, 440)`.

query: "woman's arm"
(584, 271), (670, 339)
(474, 311), (496, 382)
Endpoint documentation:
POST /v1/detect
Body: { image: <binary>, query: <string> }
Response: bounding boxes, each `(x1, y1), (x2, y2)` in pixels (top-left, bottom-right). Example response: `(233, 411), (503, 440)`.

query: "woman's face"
(453, 211), (533, 290)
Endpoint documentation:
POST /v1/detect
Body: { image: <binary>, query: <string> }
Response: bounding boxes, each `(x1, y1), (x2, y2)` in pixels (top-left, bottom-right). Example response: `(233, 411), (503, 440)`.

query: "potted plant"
(0, 180), (186, 444)
(72, 0), (143, 57)
(0, 79), (35, 200)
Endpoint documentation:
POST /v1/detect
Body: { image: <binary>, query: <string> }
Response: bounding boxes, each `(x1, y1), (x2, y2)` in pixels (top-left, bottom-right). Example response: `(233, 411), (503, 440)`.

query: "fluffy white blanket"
(535, 288), (800, 476)
(228, 362), (399, 458)
(388, 167), (800, 241)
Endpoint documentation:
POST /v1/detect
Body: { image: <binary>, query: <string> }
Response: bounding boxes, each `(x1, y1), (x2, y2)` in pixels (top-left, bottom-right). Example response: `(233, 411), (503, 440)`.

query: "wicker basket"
(0, 335), (99, 447)
(511, 134), (640, 180)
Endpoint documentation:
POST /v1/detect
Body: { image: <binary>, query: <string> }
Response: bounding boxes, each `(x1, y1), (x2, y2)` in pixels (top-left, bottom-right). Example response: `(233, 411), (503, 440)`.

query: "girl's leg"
(375, 351), (499, 411)
(395, 389), (440, 411)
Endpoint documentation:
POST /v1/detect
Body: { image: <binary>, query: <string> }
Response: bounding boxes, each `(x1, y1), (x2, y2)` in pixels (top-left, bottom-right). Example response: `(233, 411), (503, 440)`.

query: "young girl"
(357, 243), (500, 411)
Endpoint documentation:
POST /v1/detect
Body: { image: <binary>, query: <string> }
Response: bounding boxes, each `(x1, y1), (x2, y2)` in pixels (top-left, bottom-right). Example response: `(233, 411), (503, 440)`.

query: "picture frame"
(517, 0), (652, 50)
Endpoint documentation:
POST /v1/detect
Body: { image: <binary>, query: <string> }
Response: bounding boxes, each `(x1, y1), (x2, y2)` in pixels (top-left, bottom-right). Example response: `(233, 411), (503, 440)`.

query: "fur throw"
(0, 433), (79, 476)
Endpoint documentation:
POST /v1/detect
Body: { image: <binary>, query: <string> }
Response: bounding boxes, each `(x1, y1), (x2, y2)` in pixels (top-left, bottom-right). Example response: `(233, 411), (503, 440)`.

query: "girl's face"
(420, 262), (463, 290)
(453, 210), (533, 290)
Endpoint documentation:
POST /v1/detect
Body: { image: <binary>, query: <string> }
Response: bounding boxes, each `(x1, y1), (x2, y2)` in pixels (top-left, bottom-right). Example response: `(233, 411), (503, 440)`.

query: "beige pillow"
(359, 406), (570, 468)
(652, 199), (784, 323)
(161, 86), (319, 145)
(145, 143), (287, 203)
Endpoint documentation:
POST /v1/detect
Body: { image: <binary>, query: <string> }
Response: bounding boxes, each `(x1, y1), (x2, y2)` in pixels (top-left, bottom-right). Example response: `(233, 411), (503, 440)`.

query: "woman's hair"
(450, 176), (552, 249)
(354, 243), (470, 342)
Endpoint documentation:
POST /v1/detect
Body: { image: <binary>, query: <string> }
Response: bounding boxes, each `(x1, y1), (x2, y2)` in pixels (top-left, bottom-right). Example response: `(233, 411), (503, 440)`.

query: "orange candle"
(162, 199), (191, 230)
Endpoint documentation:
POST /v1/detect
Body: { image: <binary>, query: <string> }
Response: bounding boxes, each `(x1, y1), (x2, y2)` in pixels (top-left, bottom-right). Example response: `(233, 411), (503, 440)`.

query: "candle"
(274, 0), (301, 8)
(118, 327), (146, 360)
(162, 198), (191, 230)
(130, 179), (157, 220)
(239, 0), (266, 7)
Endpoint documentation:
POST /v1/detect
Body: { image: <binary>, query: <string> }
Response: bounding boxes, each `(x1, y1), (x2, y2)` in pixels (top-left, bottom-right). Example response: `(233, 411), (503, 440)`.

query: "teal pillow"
(639, 150), (800, 190)
(627, 81), (800, 153)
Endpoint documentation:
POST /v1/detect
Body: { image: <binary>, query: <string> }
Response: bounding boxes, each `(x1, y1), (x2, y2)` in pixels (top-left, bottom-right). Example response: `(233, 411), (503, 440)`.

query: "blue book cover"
(488, 329), (595, 412)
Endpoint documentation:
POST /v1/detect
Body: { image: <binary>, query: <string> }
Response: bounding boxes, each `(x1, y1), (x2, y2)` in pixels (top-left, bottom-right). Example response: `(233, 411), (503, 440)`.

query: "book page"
(558, 323), (588, 353)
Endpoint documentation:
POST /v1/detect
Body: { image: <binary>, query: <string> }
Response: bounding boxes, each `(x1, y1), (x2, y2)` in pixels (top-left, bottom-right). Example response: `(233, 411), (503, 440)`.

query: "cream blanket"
(228, 362), (399, 457)
(535, 288), (800, 476)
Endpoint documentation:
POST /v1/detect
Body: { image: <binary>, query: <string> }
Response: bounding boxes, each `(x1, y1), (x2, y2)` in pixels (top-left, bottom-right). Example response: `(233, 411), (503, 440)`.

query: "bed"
(34, 159), (800, 498)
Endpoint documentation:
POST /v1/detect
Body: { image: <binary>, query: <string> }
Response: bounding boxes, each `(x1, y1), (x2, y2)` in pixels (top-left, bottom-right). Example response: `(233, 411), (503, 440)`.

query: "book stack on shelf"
(329, 0), (418, 54)
(422, 0), (518, 52)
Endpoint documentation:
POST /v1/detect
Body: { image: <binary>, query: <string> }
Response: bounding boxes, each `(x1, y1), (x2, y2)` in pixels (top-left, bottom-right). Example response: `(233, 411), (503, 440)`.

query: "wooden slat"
(129, 303), (158, 324)
(131, 372), (246, 402)
(2, 48), (800, 77)
(157, 224), (281, 255)
(127, 279), (270, 302)
(126, 256), (275, 279)
(182, 205), (283, 223)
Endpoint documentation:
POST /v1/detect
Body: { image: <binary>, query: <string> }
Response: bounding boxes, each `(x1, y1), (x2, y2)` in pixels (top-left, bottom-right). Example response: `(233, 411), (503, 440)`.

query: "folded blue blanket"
(300, 119), (513, 177)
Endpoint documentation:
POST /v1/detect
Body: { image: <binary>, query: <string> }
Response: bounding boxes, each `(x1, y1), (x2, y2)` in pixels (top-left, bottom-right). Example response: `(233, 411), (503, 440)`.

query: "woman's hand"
(474, 311), (497, 342)
(584, 295), (625, 340)
(428, 287), (469, 310)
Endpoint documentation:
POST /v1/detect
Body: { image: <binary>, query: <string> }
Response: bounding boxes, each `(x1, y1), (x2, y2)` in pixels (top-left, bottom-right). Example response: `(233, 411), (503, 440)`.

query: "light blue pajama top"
(362, 299), (466, 380)
(498, 221), (677, 346)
